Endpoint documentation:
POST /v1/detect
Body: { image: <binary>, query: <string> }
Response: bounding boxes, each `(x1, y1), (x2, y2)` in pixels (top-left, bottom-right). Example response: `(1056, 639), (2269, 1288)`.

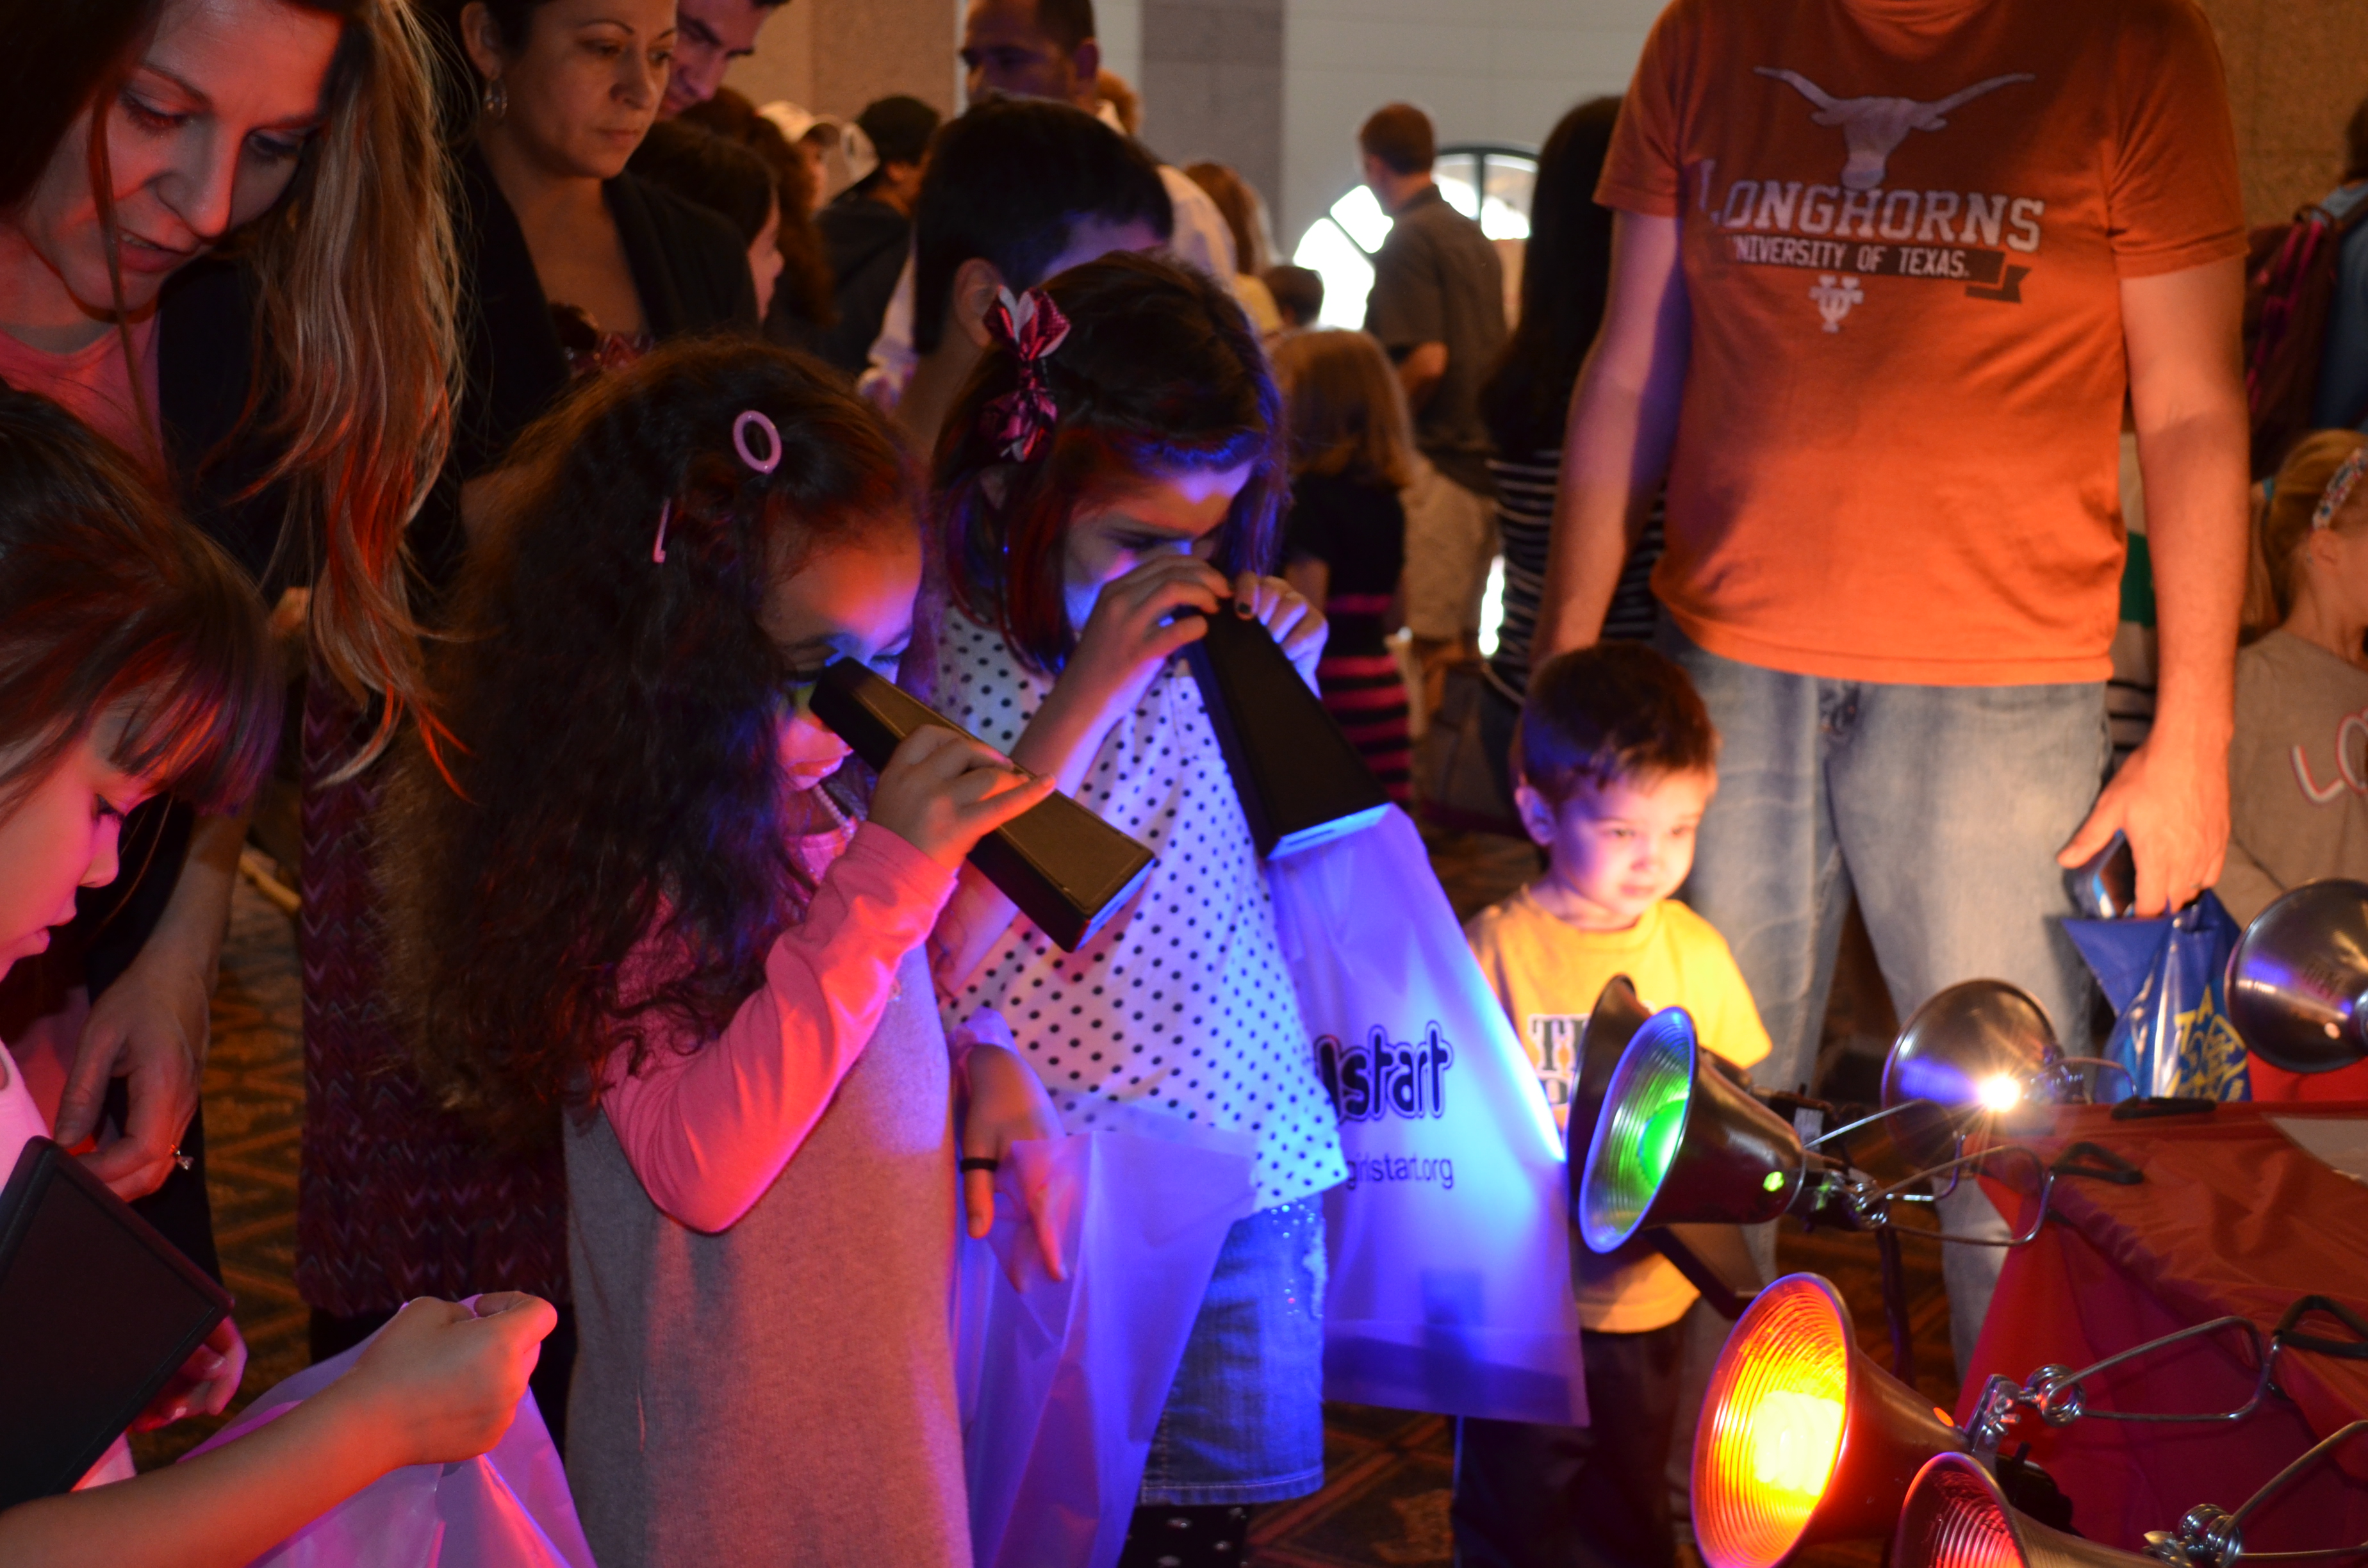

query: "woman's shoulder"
(612, 172), (760, 328)
(619, 172), (745, 254)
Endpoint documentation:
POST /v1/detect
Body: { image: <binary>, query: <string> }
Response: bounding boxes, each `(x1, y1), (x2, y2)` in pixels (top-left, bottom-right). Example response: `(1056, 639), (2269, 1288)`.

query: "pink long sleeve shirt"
(596, 821), (957, 1234)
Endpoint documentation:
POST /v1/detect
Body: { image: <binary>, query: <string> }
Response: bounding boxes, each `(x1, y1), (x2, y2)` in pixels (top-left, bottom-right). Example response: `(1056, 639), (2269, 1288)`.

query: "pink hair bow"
(980, 286), (1071, 462)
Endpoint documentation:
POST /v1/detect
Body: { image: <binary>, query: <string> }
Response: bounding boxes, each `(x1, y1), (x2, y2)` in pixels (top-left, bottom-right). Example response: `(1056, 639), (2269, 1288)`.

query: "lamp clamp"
(2147, 1506), (2243, 1568)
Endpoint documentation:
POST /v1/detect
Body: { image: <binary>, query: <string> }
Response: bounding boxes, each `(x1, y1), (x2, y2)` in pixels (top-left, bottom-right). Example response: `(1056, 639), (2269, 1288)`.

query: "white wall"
(1098, 0), (1144, 106)
(1279, 0), (1662, 244)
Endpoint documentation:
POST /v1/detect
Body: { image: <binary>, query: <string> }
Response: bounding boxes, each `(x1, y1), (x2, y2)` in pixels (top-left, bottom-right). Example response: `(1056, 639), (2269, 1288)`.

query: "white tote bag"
(1269, 807), (1587, 1427)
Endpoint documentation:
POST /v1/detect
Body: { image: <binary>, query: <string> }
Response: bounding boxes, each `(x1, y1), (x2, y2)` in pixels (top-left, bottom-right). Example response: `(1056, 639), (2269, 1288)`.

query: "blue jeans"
(1137, 1198), (1328, 1507)
(1659, 628), (2110, 1374)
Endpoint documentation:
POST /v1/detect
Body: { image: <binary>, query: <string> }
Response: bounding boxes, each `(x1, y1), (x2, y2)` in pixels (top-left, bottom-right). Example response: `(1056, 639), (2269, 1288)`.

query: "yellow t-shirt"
(1465, 889), (1771, 1332)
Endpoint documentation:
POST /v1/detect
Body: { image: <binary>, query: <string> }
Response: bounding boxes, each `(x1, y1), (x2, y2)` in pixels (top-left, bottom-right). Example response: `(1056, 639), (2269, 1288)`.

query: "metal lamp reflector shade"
(1880, 981), (2056, 1169)
(1695, 1275), (1969, 1568)
(2225, 879), (2368, 1074)
(1565, 976), (1653, 1228)
(1577, 1008), (1804, 1254)
(1893, 1453), (2153, 1568)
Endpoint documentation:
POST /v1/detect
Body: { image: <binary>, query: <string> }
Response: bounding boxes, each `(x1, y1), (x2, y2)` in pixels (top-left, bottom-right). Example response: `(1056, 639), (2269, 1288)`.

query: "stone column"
(1140, 0), (1286, 253)
(727, 0), (960, 125)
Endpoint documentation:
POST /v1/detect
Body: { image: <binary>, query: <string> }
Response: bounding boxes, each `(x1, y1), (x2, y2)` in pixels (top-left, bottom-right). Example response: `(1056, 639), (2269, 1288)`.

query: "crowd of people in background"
(3, 0), (2367, 1563)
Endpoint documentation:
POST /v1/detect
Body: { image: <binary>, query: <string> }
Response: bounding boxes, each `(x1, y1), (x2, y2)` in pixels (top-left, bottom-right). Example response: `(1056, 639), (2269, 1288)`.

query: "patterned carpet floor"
(135, 835), (1956, 1568)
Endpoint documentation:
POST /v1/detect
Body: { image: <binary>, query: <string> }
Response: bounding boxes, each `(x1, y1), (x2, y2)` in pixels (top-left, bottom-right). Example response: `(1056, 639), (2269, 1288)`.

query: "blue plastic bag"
(2063, 891), (2249, 1100)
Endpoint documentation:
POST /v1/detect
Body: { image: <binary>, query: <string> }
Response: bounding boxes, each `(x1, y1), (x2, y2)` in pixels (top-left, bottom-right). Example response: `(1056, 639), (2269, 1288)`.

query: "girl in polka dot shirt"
(925, 253), (1349, 1562)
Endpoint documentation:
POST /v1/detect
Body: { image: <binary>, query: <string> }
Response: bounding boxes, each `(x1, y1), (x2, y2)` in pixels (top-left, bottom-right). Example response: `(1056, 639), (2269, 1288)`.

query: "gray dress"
(564, 945), (969, 1567)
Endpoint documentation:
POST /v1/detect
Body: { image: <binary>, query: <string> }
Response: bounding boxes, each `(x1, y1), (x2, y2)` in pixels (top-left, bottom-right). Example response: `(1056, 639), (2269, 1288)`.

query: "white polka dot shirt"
(933, 606), (1348, 1211)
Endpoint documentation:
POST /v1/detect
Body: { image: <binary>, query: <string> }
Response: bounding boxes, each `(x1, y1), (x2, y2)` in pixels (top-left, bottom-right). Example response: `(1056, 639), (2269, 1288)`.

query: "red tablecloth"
(1957, 1101), (2368, 1554)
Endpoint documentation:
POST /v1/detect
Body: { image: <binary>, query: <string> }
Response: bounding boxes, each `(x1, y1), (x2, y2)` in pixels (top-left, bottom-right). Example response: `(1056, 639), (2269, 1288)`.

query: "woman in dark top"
(671, 86), (837, 354)
(300, 0), (756, 1425)
(1274, 329), (1417, 801)
(630, 118), (787, 316)
(0, 0), (457, 1296)
(1480, 97), (1659, 694)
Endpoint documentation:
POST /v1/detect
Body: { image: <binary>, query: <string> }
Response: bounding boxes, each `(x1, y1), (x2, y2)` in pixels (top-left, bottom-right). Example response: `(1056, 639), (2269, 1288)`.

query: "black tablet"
(0, 1136), (233, 1509)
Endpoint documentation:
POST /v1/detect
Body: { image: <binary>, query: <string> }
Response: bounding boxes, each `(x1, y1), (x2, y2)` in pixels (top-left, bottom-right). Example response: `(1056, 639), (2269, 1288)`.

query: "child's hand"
(871, 726), (1057, 871)
(334, 1293), (557, 1469)
(1230, 571), (1328, 690)
(958, 1039), (1067, 1280)
(130, 1316), (247, 1432)
(1062, 555), (1230, 723)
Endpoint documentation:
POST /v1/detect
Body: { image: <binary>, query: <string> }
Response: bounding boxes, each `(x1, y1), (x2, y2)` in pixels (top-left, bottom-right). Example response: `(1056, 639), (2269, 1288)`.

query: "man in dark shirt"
(1360, 101), (1506, 676)
(815, 96), (941, 375)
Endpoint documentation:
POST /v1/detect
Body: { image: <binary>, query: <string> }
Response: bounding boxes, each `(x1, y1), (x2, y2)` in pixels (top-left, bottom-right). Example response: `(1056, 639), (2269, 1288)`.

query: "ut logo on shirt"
(1317, 1024), (1456, 1122)
(1704, 66), (2043, 318)
(1526, 1013), (1584, 1122)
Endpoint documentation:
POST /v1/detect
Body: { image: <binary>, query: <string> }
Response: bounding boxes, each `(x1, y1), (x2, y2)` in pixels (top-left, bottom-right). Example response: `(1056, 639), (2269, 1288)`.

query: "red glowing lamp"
(1693, 1274), (1966, 1568)
(1893, 1453), (2153, 1568)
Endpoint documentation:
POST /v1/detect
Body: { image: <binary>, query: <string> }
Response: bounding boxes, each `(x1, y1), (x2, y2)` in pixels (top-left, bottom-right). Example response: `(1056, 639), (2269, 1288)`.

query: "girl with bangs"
(386, 339), (1058, 1568)
(925, 252), (1347, 1562)
(0, 385), (556, 1565)
(0, 0), (456, 1298)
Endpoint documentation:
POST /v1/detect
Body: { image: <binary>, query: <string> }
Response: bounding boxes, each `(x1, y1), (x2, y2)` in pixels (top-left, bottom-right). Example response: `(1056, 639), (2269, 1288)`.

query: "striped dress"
(1287, 471), (1413, 801)
(1487, 448), (1666, 692)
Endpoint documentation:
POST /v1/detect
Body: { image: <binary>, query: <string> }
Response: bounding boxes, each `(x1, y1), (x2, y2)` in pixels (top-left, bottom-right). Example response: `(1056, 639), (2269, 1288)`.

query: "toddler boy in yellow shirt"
(1452, 643), (1770, 1568)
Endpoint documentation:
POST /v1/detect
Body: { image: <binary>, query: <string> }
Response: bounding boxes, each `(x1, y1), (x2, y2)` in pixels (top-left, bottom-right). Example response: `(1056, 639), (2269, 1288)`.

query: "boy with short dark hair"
(1453, 642), (1770, 1568)
(889, 96), (1172, 449)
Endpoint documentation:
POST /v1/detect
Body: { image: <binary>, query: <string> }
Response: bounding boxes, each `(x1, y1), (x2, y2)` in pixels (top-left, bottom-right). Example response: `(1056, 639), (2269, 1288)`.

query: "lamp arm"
(2146, 1420), (2368, 1568)
(1859, 1144), (2053, 1245)
(2044, 1054), (2140, 1103)
(1970, 1317), (2269, 1455)
(2226, 1418), (2368, 1557)
(2038, 1316), (2269, 1425)
(1801, 1098), (1952, 1153)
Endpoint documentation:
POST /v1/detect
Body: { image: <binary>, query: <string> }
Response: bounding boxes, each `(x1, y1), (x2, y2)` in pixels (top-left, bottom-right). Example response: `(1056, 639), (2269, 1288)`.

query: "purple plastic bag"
(1268, 807), (1588, 1427)
(955, 1116), (1256, 1568)
(183, 1301), (593, 1568)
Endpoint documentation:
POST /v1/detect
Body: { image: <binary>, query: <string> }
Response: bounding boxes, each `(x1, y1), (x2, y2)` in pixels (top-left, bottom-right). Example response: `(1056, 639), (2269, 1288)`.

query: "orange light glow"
(1746, 1390), (1844, 1499)
(1694, 1277), (1852, 1568)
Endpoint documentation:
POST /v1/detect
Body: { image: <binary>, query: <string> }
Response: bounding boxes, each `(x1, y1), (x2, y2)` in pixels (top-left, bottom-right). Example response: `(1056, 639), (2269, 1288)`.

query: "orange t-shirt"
(1598, 0), (2244, 684)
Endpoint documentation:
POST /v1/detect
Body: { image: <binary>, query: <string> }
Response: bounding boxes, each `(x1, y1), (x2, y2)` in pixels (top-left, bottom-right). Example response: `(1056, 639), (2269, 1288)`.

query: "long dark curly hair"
(935, 252), (1285, 674)
(386, 339), (914, 1148)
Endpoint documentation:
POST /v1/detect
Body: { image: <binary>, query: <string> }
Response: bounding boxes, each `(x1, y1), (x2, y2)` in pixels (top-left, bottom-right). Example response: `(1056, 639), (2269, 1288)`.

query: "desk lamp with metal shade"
(1893, 1416), (2368, 1568)
(2225, 879), (2368, 1075)
(1689, 1275), (2278, 1568)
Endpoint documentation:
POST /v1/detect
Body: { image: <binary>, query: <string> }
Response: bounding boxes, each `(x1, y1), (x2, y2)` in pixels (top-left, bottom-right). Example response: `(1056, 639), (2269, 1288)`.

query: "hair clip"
(2315, 447), (2368, 532)
(652, 498), (673, 564)
(734, 409), (783, 475)
(981, 286), (1072, 462)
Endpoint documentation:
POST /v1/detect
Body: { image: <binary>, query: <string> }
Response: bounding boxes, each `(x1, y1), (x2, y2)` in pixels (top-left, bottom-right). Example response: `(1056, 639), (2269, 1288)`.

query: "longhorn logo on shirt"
(1755, 69), (2035, 191)
(1706, 67), (2044, 317)
(1317, 1023), (1455, 1122)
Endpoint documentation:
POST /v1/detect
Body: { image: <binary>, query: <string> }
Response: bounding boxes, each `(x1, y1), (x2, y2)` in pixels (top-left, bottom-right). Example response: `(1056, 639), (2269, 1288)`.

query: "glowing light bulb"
(1746, 1389), (1846, 1499)
(1975, 1074), (2022, 1113)
(1695, 1277), (1854, 1568)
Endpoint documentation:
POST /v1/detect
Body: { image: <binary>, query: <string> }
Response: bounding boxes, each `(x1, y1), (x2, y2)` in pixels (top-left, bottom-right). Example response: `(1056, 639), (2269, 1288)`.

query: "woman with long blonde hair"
(0, 0), (455, 1305)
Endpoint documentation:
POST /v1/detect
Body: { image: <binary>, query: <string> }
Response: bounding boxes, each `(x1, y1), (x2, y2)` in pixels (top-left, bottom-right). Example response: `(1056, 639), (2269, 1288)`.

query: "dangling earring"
(483, 76), (508, 120)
